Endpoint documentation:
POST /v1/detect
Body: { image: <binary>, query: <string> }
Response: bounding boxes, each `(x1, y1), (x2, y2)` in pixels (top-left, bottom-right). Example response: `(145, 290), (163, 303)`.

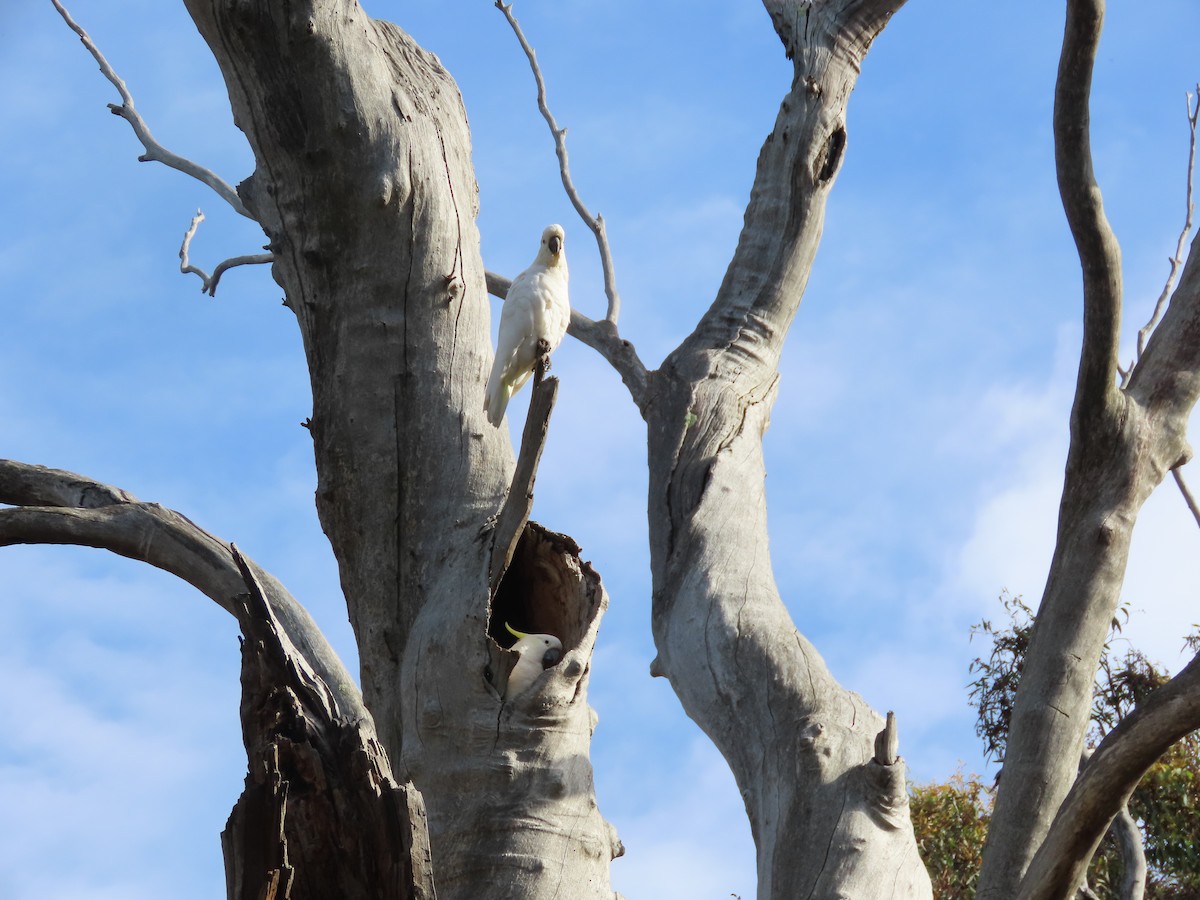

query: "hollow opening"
(487, 521), (598, 657)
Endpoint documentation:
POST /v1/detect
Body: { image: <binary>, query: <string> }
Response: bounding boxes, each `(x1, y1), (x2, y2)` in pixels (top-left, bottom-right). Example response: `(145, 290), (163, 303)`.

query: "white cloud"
(607, 738), (755, 900)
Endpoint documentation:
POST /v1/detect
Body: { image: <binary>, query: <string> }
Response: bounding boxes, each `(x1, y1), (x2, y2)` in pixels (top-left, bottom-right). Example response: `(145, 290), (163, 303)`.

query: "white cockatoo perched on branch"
(503, 621), (563, 700)
(485, 224), (570, 426)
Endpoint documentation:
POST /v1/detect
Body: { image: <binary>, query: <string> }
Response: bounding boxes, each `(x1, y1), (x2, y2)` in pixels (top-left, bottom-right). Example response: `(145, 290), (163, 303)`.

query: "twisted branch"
(1055, 0), (1123, 424)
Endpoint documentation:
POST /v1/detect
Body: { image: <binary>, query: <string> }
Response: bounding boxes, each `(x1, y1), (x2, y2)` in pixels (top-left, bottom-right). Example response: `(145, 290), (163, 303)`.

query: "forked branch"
(494, 1), (622, 327)
(180, 210), (272, 296)
(50, 0), (253, 220)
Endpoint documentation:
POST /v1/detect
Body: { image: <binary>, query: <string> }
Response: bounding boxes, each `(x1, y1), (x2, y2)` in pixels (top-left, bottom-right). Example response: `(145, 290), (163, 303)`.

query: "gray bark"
(977, 0), (1200, 895)
(1016, 651), (1200, 900)
(174, 1), (618, 896)
(633, 1), (930, 896)
(33, 0), (1200, 895)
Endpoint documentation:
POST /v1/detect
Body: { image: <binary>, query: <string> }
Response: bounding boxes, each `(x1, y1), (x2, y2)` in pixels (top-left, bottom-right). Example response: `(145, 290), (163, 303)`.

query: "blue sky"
(2, 1), (1199, 898)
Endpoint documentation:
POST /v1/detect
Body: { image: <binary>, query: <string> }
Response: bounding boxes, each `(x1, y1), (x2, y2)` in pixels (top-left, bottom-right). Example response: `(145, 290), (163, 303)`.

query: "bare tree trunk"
(977, 0), (1200, 895)
(173, 1), (619, 896)
(640, 1), (930, 896)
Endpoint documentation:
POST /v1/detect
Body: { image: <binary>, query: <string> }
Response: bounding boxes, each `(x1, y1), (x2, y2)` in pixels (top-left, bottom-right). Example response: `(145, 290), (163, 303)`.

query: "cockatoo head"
(504, 620), (563, 666)
(538, 224), (566, 265)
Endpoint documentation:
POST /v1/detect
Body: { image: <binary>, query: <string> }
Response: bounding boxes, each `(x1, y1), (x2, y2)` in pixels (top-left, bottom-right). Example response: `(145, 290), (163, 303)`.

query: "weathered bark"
(224, 547), (436, 900)
(977, 1), (1200, 894)
(0, 459), (436, 896)
(177, 1), (617, 895)
(637, 1), (929, 896)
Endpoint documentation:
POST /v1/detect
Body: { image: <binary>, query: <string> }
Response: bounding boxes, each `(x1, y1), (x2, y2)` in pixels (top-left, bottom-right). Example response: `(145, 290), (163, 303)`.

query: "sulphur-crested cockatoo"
(485, 224), (570, 426)
(503, 621), (563, 700)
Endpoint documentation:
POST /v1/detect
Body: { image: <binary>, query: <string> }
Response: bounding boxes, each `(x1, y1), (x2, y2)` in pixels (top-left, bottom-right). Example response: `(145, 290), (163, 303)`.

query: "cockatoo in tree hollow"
(503, 621), (563, 700)
(485, 224), (570, 427)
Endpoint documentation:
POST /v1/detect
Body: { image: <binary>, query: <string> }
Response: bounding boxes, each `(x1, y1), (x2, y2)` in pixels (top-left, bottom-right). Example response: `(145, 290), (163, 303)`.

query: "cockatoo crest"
(503, 621), (563, 700)
(484, 225), (570, 426)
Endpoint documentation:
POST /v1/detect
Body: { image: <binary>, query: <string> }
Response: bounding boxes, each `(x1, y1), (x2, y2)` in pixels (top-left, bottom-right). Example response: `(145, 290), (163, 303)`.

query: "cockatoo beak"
(548, 234), (562, 255)
(504, 621), (529, 641)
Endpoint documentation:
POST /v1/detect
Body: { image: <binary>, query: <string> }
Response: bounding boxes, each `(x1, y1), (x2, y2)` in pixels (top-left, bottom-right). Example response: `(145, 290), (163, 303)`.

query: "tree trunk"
(642, 1), (930, 896)
(977, 1), (1200, 894)
(179, 1), (619, 895)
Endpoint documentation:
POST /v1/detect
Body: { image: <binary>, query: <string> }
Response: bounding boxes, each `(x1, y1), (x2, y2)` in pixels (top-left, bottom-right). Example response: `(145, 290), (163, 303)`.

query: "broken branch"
(489, 373), (558, 593)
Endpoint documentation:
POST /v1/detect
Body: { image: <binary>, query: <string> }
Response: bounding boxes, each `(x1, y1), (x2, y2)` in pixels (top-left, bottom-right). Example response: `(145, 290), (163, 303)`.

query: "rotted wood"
(223, 546), (436, 900)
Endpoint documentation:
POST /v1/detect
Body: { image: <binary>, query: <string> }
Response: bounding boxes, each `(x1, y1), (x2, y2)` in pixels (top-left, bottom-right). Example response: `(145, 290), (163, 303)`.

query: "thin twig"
(1173, 467), (1200, 530)
(179, 210), (272, 296)
(494, 1), (622, 326)
(1121, 89), (1200, 522)
(50, 0), (253, 220)
(1125, 87), (1200, 382)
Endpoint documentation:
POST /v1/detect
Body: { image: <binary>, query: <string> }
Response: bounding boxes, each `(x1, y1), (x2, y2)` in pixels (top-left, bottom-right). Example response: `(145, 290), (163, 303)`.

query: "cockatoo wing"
(484, 266), (569, 426)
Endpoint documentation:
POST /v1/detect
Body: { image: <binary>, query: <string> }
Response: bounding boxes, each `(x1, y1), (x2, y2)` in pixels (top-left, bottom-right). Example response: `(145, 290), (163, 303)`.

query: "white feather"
(504, 632), (563, 700)
(485, 224), (570, 426)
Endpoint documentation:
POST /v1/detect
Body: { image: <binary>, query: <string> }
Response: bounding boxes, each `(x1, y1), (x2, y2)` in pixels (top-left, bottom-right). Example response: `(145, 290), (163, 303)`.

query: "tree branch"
(488, 373), (558, 593)
(180, 209), (273, 296)
(667, 0), (905, 379)
(50, 0), (253, 220)
(1173, 466), (1200, 530)
(0, 459), (365, 722)
(224, 544), (437, 900)
(1133, 88), (1199, 367)
(486, 270), (649, 413)
(493, 1), (622, 327)
(1016, 650), (1200, 900)
(1054, 0), (1123, 425)
(1110, 804), (1147, 900)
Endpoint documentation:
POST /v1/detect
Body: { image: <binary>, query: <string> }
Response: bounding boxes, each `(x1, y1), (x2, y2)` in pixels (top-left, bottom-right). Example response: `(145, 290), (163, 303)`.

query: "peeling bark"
(224, 547), (436, 900)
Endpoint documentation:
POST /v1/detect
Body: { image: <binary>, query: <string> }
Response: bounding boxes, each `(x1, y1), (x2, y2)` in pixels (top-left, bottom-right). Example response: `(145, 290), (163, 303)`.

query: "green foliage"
(909, 772), (990, 898)
(966, 591), (1033, 764)
(915, 593), (1200, 897)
